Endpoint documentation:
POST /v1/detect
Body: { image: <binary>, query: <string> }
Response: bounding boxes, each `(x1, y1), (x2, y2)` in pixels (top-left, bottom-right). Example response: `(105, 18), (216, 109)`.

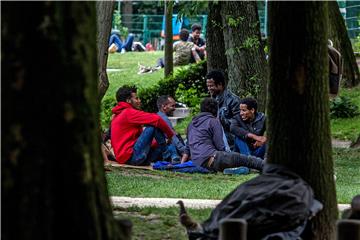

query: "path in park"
(110, 196), (350, 211)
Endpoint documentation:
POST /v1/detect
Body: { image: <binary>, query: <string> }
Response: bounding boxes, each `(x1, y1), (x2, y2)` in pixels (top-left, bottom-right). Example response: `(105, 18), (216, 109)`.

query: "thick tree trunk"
(97, 1), (115, 100)
(164, 0), (173, 77)
(206, 1), (228, 83)
(328, 1), (360, 87)
(221, 1), (268, 112)
(267, 2), (337, 239)
(2, 2), (130, 240)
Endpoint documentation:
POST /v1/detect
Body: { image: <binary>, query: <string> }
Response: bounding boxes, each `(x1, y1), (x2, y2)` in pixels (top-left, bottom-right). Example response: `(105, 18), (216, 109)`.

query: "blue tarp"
(153, 161), (211, 174)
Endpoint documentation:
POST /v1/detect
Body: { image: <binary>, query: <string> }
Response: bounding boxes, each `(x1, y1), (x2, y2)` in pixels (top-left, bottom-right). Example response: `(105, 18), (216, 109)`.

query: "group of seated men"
(105, 69), (267, 174)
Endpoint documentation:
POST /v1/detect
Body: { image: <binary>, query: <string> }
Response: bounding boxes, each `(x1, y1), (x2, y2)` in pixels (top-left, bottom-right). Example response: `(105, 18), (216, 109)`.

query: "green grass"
(106, 148), (360, 204)
(114, 206), (212, 240)
(330, 86), (360, 142)
(105, 51), (164, 98)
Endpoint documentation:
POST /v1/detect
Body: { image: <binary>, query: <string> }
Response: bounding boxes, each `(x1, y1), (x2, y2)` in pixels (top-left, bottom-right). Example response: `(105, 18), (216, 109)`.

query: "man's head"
(116, 85), (141, 109)
(179, 28), (190, 42)
(157, 95), (176, 116)
(200, 97), (218, 117)
(206, 70), (225, 97)
(239, 97), (257, 122)
(191, 23), (202, 40)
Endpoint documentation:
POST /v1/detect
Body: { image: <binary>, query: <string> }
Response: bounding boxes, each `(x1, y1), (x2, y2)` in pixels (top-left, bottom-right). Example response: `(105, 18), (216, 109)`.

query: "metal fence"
(112, 2), (359, 49)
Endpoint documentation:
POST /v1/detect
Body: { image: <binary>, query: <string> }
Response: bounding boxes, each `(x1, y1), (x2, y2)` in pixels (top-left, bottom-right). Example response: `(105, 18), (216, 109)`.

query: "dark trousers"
(211, 151), (264, 172)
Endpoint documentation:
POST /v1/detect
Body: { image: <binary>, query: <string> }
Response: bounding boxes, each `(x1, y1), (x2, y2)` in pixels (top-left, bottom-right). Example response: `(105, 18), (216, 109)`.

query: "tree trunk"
(2, 2), (130, 239)
(267, 2), (337, 239)
(221, 1), (268, 112)
(121, 0), (133, 30)
(97, 1), (115, 100)
(206, 1), (228, 83)
(164, 0), (173, 77)
(328, 1), (360, 88)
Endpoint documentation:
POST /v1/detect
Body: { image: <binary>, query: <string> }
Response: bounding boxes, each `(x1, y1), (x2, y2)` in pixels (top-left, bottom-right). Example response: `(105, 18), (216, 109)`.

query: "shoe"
(120, 48), (126, 54)
(223, 167), (250, 175)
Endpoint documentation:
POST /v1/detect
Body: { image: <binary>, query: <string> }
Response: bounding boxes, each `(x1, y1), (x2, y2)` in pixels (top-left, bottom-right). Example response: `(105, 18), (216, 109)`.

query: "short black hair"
(191, 23), (202, 32)
(157, 95), (171, 110)
(179, 28), (190, 41)
(116, 85), (137, 102)
(206, 70), (225, 86)
(240, 97), (257, 112)
(200, 97), (218, 117)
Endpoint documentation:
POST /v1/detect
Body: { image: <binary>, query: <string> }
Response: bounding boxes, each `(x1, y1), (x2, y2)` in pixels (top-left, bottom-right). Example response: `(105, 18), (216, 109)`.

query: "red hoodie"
(111, 102), (174, 164)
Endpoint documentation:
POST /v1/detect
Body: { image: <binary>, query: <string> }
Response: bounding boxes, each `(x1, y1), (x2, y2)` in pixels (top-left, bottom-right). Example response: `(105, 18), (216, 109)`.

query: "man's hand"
(181, 153), (189, 164)
(166, 137), (173, 145)
(247, 133), (267, 147)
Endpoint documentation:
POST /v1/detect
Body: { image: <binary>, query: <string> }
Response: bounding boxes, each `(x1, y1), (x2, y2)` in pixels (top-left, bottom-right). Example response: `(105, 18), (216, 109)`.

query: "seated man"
(206, 70), (240, 149)
(110, 85), (175, 166)
(156, 28), (201, 68)
(187, 97), (264, 173)
(157, 95), (189, 164)
(188, 23), (206, 62)
(108, 33), (135, 54)
(230, 97), (266, 159)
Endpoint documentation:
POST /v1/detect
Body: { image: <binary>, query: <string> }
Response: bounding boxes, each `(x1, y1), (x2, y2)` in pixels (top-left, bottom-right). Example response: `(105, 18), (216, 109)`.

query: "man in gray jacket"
(230, 97), (266, 159)
(206, 70), (240, 150)
(187, 97), (263, 172)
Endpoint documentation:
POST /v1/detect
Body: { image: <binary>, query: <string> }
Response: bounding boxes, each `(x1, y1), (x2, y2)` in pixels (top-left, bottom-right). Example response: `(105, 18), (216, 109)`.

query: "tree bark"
(97, 1), (115, 100)
(2, 2), (130, 240)
(328, 1), (360, 88)
(206, 1), (228, 83)
(267, 2), (337, 239)
(164, 0), (174, 77)
(221, 1), (268, 112)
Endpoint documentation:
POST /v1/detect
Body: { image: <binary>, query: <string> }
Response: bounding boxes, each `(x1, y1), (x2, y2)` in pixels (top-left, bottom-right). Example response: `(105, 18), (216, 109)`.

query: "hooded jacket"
(187, 112), (225, 167)
(111, 102), (174, 164)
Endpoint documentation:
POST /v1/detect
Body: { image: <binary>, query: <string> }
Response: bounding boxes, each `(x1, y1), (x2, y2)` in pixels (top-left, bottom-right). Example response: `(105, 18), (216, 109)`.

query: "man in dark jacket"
(206, 70), (240, 150)
(187, 98), (263, 172)
(230, 97), (266, 159)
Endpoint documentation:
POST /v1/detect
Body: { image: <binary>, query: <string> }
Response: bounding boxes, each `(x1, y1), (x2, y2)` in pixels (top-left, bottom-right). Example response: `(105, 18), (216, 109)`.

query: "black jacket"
(198, 164), (322, 240)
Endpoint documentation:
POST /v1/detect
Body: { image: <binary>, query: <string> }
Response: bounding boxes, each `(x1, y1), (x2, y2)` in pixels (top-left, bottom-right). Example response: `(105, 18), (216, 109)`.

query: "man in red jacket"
(111, 85), (175, 165)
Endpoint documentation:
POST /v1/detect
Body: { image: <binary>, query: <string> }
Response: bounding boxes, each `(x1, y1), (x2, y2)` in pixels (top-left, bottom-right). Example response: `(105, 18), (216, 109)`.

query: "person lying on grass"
(187, 97), (264, 173)
(110, 85), (176, 166)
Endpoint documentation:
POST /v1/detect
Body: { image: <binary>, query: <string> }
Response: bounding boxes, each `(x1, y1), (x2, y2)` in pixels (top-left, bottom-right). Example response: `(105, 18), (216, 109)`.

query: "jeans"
(127, 126), (178, 166)
(234, 137), (266, 159)
(108, 34), (134, 52)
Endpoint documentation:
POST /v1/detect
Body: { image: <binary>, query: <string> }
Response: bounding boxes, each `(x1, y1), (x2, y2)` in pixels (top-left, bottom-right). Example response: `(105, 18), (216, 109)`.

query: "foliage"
(330, 96), (360, 118)
(101, 95), (117, 130)
(139, 60), (208, 113)
(106, 148), (360, 204)
(113, 10), (128, 37)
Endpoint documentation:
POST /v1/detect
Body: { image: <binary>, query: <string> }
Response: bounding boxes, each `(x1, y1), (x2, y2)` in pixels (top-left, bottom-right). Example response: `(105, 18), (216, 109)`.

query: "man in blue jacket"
(230, 97), (266, 159)
(157, 95), (189, 164)
(187, 97), (263, 172)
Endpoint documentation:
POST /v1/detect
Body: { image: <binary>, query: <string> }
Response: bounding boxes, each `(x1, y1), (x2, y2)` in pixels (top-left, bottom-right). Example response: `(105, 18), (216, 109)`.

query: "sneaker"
(223, 167), (250, 175)
(120, 48), (126, 54)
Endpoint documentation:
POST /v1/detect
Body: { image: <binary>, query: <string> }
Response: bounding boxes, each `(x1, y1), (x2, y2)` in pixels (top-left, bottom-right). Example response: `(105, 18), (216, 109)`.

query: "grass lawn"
(107, 148), (360, 204)
(114, 206), (212, 240)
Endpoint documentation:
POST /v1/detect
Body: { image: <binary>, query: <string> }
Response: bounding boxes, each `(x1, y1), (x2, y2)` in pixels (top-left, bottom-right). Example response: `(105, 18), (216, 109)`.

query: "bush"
(138, 60), (208, 112)
(101, 95), (117, 130)
(100, 60), (208, 129)
(330, 96), (360, 118)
